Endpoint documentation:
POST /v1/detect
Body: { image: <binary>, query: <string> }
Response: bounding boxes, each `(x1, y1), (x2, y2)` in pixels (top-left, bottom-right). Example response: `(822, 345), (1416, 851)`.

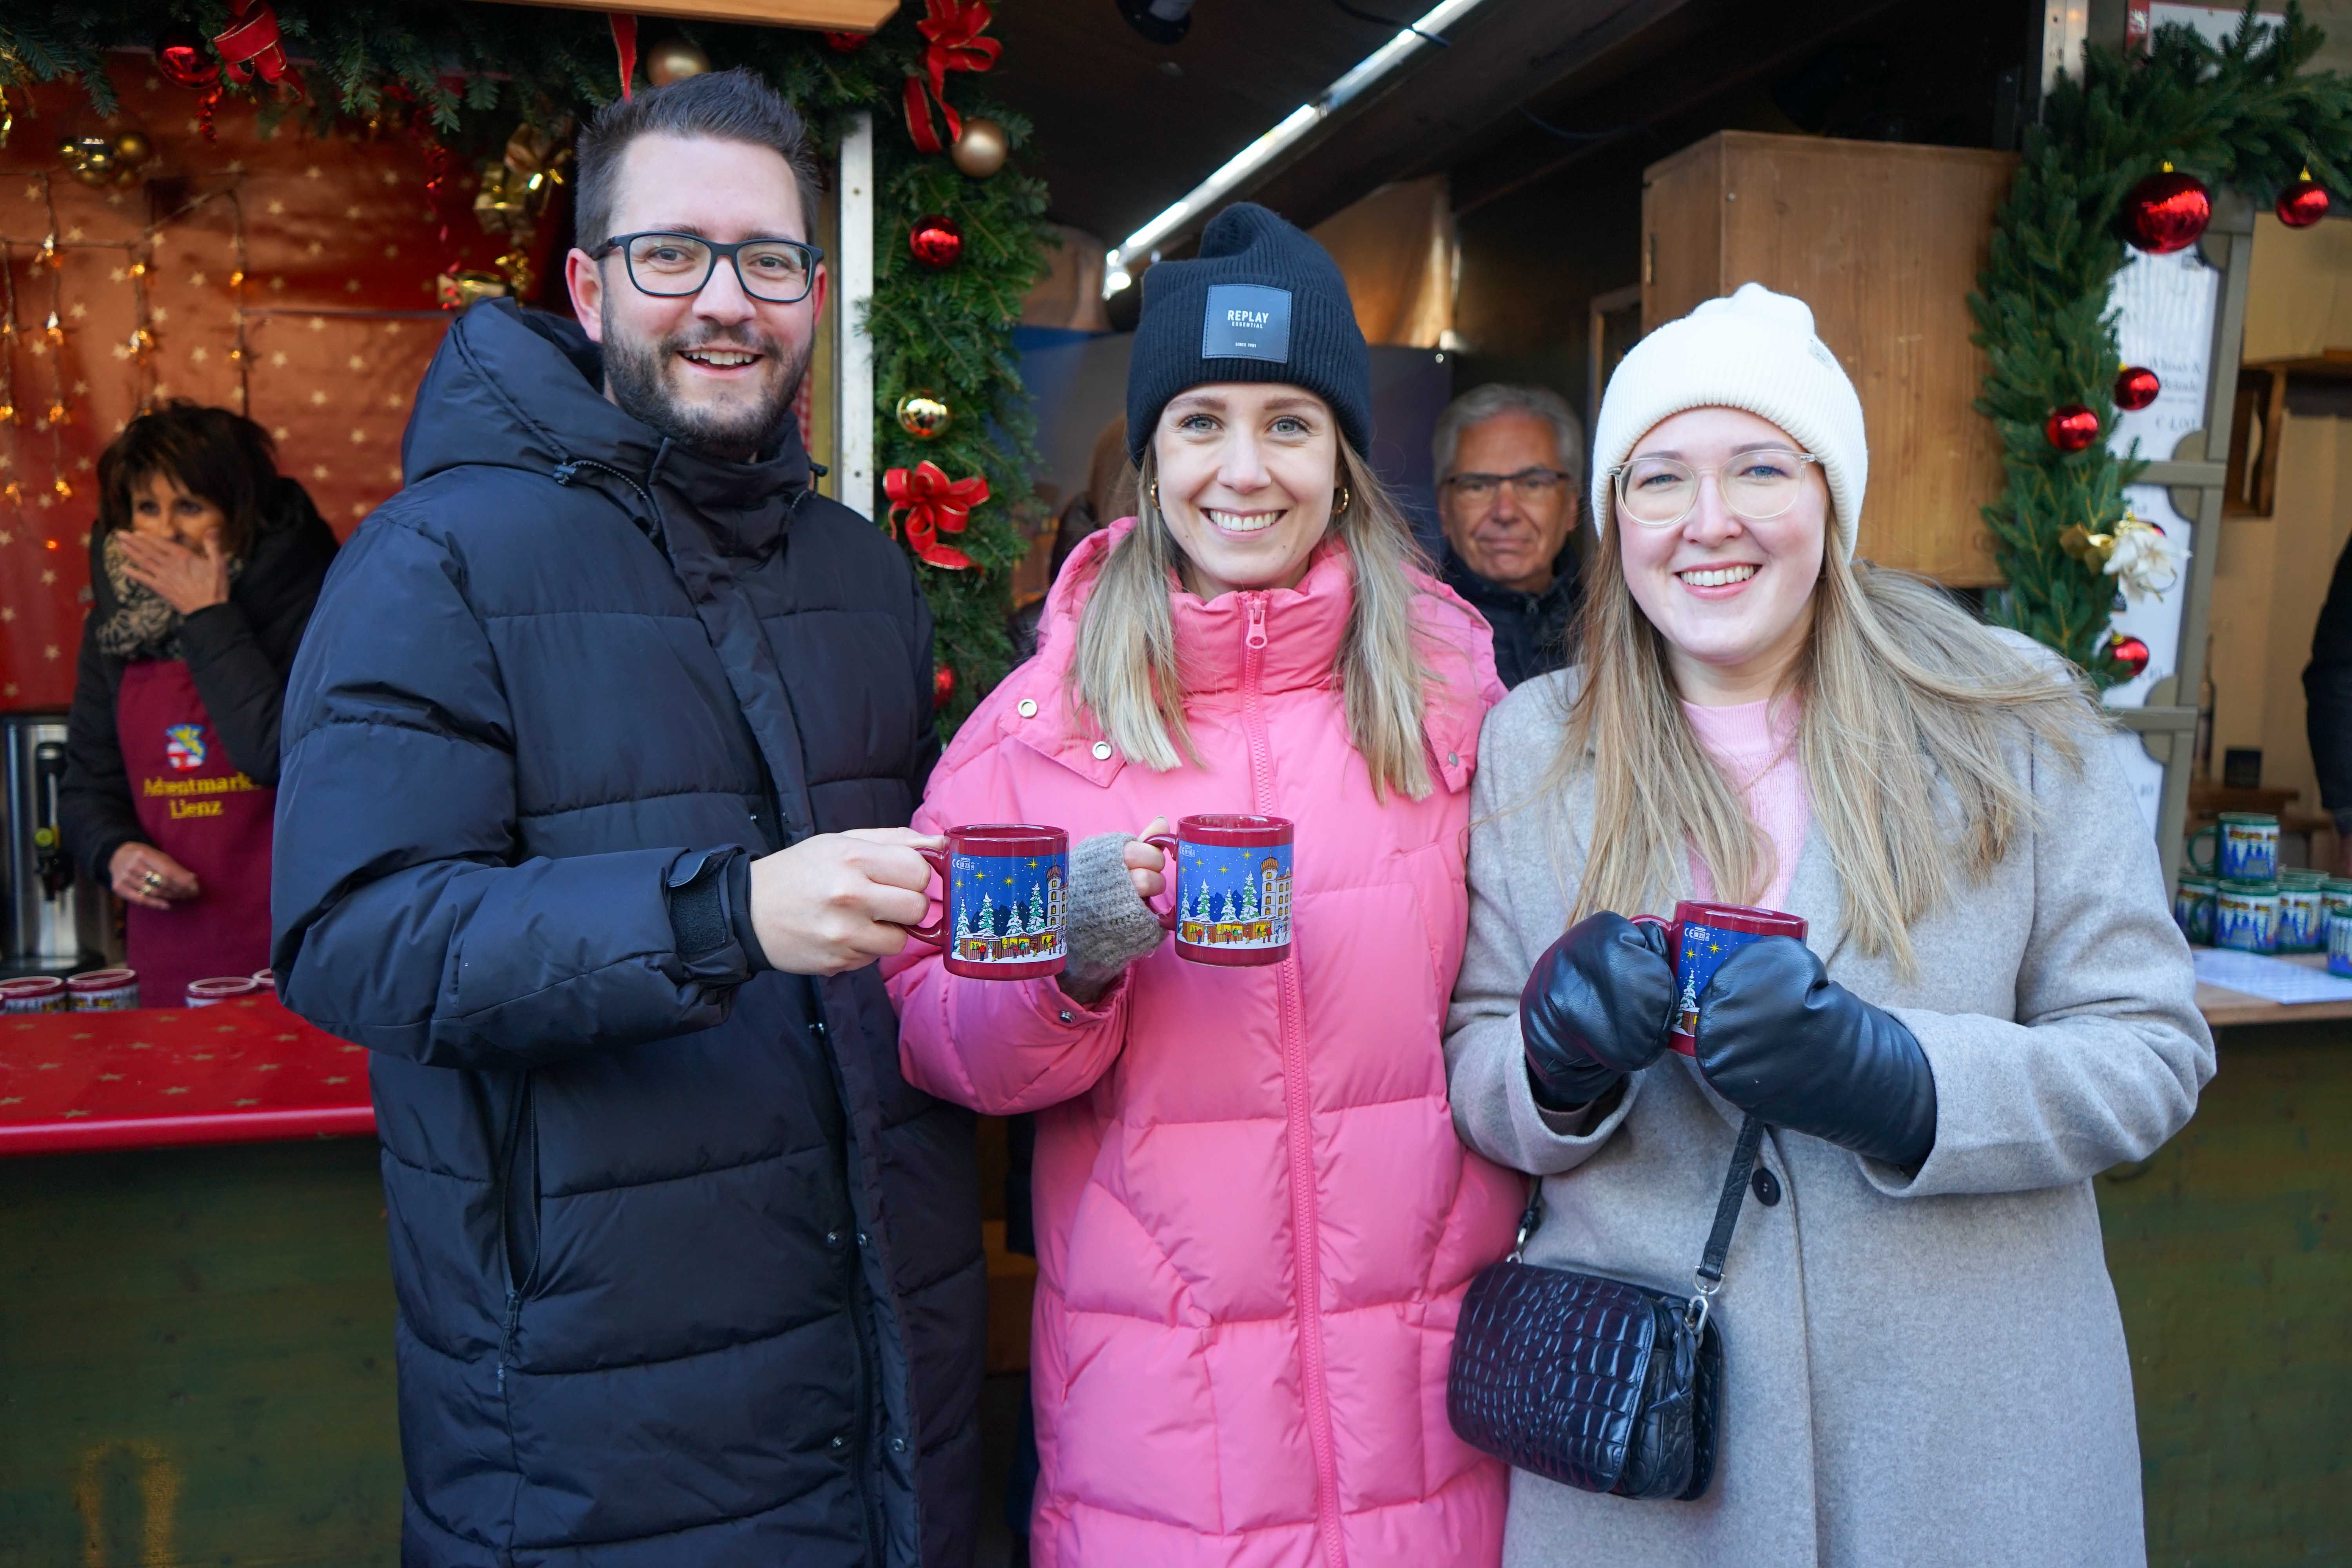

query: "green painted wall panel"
(2098, 1021), (2352, 1565)
(0, 1138), (399, 1567)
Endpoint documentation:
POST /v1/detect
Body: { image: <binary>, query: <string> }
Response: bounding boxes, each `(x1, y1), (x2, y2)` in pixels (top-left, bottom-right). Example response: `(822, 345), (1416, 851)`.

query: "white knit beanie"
(1588, 282), (1868, 561)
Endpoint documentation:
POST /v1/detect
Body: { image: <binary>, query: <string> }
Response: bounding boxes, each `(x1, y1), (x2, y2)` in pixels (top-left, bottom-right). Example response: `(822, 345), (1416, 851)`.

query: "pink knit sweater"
(1683, 695), (1810, 911)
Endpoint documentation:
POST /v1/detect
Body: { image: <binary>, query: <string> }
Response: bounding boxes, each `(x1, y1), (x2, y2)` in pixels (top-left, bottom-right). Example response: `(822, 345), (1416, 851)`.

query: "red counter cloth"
(0, 997), (373, 1155)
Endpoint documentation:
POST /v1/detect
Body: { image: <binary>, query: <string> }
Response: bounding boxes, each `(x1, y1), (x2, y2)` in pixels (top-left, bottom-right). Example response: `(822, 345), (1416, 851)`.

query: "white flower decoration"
(2103, 517), (2182, 604)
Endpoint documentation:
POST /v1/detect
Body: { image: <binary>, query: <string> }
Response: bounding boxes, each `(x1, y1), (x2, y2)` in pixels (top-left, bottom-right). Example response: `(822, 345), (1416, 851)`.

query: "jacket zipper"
(1243, 594), (1348, 1568)
(493, 1072), (536, 1396)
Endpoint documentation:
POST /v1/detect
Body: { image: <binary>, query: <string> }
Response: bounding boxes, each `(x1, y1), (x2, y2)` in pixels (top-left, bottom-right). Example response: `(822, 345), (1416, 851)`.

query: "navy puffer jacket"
(272, 300), (982, 1567)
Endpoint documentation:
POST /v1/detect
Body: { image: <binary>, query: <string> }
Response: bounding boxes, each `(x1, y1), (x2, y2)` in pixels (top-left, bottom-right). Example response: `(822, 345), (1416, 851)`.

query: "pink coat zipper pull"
(1245, 595), (1269, 650)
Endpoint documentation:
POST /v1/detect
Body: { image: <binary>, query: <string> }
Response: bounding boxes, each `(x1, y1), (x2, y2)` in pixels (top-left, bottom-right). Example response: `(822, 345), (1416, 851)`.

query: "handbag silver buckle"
(1684, 1272), (1720, 1337)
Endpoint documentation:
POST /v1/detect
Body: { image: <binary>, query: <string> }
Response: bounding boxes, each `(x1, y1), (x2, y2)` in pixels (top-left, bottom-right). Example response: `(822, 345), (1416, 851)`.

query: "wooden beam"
(471, 0), (897, 32)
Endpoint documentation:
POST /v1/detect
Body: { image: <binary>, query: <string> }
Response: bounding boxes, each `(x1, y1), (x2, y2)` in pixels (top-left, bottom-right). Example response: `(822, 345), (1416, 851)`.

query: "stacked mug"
(2278, 869), (2328, 954)
(2172, 875), (2218, 946)
(2192, 813), (2281, 955)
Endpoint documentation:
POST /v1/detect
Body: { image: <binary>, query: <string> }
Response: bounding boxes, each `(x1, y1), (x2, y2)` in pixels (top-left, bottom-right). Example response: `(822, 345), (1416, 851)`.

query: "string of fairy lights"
(0, 173), (251, 519)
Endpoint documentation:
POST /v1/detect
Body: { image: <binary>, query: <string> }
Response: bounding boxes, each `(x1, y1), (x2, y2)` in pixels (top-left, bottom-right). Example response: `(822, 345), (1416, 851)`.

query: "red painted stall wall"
(0, 60), (546, 710)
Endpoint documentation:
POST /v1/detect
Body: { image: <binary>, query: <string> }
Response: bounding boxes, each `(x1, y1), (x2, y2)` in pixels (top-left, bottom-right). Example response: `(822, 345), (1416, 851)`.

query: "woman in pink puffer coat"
(886, 204), (1519, 1567)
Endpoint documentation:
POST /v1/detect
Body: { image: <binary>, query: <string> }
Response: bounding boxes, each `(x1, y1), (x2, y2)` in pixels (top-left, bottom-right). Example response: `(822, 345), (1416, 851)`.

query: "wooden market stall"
(0, 999), (394, 1560)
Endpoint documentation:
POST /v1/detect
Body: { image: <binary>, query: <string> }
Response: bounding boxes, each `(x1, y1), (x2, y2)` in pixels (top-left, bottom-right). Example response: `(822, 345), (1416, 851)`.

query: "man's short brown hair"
(573, 67), (824, 251)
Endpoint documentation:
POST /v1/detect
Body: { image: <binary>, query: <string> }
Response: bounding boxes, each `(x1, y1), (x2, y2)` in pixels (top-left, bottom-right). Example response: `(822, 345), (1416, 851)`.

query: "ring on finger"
(142, 869), (162, 888)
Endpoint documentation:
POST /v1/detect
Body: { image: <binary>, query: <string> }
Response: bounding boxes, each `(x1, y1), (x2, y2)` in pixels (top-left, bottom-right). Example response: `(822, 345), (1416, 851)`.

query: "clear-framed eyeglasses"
(1441, 466), (1573, 506)
(1608, 448), (1824, 529)
(593, 231), (824, 305)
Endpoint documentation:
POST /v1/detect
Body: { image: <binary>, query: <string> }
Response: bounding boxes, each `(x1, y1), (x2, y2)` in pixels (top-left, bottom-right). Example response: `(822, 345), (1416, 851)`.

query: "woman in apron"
(60, 401), (338, 1005)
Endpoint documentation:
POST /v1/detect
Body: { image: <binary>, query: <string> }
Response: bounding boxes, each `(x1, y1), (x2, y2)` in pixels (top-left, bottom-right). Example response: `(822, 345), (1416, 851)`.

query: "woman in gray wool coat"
(1443, 283), (2212, 1568)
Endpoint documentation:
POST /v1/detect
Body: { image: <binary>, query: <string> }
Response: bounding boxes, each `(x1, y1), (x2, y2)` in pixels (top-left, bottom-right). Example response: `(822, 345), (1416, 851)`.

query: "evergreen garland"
(1971, 2), (2352, 683)
(2, 1), (1052, 730)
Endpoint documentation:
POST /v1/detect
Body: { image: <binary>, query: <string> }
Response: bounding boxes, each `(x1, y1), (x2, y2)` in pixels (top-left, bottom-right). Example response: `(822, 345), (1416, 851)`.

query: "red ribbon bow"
(884, 461), (989, 570)
(214, 0), (301, 91)
(903, 0), (1001, 156)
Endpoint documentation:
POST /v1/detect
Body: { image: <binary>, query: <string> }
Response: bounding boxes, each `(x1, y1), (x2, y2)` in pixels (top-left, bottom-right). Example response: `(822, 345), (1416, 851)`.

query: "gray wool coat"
(1443, 663), (2214, 1568)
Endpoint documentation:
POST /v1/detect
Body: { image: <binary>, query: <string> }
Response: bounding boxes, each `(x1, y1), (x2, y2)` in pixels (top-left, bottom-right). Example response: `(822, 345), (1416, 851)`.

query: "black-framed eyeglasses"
(593, 231), (824, 305)
(1441, 466), (1574, 505)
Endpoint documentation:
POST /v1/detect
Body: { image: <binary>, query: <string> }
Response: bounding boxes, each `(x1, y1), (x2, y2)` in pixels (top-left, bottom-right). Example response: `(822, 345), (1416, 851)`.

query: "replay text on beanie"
(1588, 282), (1868, 561)
(1125, 203), (1373, 462)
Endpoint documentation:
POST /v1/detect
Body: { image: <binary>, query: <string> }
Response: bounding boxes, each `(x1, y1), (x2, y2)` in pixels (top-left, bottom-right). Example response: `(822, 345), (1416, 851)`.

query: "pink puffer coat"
(886, 520), (1521, 1567)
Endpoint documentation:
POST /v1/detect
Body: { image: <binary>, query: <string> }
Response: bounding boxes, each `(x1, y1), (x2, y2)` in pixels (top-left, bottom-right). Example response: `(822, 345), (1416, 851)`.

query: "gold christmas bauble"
(63, 135), (117, 186)
(113, 129), (152, 165)
(897, 389), (953, 440)
(645, 37), (712, 86)
(949, 117), (1008, 179)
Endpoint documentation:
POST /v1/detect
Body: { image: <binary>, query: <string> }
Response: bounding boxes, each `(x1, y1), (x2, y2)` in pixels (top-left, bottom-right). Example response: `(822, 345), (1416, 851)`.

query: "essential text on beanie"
(1125, 203), (1373, 461)
(1587, 282), (1869, 561)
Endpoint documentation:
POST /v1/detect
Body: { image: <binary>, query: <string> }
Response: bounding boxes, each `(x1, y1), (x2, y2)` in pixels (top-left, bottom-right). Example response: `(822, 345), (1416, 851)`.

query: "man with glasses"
(272, 70), (982, 1568)
(1431, 383), (1585, 687)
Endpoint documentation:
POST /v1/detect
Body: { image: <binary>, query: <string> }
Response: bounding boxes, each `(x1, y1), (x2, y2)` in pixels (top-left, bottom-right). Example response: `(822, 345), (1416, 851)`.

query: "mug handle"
(901, 845), (953, 949)
(2185, 824), (2217, 875)
(1144, 833), (1182, 931)
(1628, 912), (1675, 962)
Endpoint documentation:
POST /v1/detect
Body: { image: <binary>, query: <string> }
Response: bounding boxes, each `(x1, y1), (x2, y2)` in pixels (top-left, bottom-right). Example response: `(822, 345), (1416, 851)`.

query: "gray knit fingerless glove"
(1060, 831), (1168, 998)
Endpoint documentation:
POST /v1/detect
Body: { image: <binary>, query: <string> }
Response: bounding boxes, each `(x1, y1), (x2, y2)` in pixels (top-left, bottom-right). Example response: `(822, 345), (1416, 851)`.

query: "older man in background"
(1431, 383), (1584, 688)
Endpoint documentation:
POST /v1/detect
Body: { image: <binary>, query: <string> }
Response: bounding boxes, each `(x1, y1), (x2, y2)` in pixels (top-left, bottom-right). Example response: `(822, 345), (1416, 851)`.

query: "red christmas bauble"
(2123, 169), (2211, 254)
(909, 215), (963, 270)
(826, 30), (869, 52)
(2045, 405), (2101, 453)
(2107, 634), (2151, 679)
(2278, 177), (2331, 229)
(2114, 366), (2161, 411)
(155, 29), (220, 88)
(933, 664), (956, 707)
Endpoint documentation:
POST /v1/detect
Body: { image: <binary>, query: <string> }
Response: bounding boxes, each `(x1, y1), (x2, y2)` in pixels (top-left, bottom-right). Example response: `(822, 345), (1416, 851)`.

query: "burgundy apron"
(114, 659), (276, 1008)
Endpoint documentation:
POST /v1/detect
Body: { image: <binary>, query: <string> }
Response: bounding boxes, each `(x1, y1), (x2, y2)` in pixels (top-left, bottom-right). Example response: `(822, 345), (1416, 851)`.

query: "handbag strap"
(1695, 1114), (1766, 1290)
(1512, 1111), (1768, 1335)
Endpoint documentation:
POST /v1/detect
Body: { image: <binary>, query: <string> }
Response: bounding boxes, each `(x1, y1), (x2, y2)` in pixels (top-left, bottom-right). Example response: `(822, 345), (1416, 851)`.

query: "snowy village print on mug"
(1632, 900), (1810, 1056)
(1148, 815), (1295, 967)
(900, 824), (1069, 980)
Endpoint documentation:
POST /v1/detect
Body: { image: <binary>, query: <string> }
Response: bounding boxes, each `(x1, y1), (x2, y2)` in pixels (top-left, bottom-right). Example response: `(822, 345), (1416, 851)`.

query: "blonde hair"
(1557, 527), (2102, 974)
(1071, 434), (1437, 800)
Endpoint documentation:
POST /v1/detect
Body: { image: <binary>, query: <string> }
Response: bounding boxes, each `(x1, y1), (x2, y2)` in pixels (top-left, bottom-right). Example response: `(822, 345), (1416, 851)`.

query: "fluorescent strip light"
(1103, 0), (1490, 294)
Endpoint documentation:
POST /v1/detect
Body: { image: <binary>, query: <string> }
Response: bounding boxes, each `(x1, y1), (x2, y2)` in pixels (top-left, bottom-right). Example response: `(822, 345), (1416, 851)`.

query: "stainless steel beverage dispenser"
(2, 710), (109, 970)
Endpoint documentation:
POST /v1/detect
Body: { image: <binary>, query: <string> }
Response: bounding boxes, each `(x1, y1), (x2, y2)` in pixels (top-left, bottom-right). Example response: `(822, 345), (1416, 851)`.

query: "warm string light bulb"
(42, 311), (62, 345)
(45, 402), (68, 425)
(35, 234), (60, 268)
(129, 261), (147, 278)
(51, 476), (71, 499)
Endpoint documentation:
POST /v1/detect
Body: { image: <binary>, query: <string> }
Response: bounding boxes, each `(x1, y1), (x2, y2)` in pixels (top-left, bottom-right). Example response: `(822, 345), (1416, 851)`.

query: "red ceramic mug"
(1145, 814), (1295, 967)
(902, 824), (1069, 980)
(1631, 900), (1809, 1056)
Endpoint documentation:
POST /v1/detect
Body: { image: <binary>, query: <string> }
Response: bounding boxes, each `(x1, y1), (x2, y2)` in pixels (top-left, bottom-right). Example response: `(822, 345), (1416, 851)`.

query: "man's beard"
(600, 307), (813, 462)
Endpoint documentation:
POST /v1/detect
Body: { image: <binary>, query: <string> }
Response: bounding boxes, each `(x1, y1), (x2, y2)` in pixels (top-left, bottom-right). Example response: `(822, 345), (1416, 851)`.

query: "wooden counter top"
(2195, 950), (2352, 1028)
(0, 996), (372, 1156)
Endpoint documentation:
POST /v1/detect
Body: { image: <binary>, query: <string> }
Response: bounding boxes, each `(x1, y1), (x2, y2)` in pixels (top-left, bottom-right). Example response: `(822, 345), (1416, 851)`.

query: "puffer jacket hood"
(403, 297), (815, 555)
(888, 519), (1521, 1566)
(276, 299), (981, 1567)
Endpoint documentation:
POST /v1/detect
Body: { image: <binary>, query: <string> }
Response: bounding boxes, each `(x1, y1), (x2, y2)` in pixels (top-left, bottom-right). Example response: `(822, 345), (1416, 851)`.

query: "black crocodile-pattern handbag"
(1447, 1115), (1763, 1502)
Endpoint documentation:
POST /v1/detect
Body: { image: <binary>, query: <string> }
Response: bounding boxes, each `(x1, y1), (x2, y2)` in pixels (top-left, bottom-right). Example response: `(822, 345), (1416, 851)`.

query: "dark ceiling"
(983, 0), (1400, 245)
(986, 0), (2028, 251)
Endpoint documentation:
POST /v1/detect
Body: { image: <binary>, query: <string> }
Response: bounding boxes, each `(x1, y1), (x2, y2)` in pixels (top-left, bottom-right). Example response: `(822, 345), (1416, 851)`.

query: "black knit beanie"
(1125, 203), (1372, 462)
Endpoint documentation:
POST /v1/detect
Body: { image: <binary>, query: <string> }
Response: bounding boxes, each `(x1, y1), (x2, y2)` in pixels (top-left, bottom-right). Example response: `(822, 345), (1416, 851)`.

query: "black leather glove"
(1519, 913), (1679, 1111)
(1693, 936), (1938, 1171)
